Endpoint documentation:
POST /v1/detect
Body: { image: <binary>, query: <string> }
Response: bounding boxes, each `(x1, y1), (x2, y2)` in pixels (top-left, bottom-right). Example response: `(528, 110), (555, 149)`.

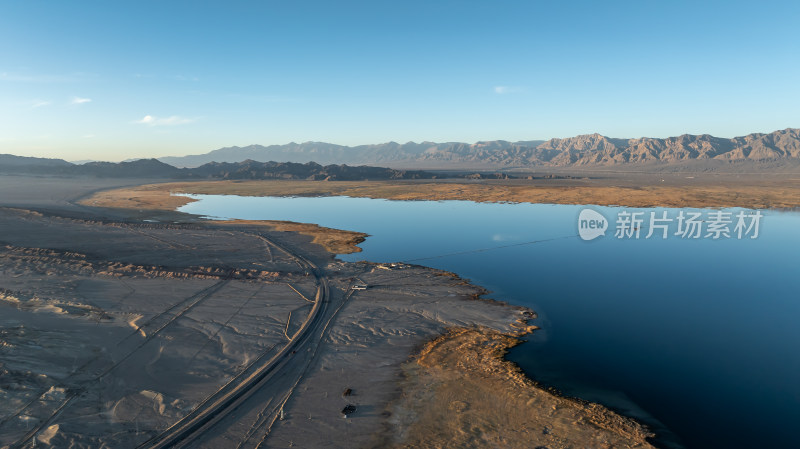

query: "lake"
(178, 194), (800, 449)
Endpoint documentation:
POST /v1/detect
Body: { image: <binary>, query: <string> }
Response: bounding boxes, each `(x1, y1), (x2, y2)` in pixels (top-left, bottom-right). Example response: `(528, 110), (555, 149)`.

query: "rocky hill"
(157, 128), (800, 169)
(5, 128), (799, 176)
(0, 154), (72, 168)
(180, 160), (436, 180)
(0, 156), (439, 180)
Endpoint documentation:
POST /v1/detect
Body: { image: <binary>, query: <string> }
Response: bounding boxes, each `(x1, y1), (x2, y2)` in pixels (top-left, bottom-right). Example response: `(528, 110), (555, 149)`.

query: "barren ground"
(1, 175), (662, 448)
(80, 174), (800, 212)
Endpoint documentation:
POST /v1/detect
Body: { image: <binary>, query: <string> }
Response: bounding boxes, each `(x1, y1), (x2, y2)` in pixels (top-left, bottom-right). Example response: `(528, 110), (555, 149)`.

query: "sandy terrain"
(79, 183), (368, 254)
(209, 220), (367, 255)
(82, 175), (800, 211)
(1, 175), (659, 448)
(386, 328), (654, 449)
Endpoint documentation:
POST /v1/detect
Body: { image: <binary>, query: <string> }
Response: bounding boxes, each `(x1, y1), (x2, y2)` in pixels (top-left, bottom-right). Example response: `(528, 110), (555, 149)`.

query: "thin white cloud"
(30, 100), (51, 109)
(493, 86), (525, 94)
(136, 115), (156, 125)
(71, 96), (92, 104)
(83, 134), (95, 138)
(134, 115), (195, 126)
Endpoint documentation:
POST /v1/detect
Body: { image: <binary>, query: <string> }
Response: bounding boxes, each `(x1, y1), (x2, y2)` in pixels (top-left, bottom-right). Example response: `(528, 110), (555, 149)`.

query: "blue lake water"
(178, 194), (800, 449)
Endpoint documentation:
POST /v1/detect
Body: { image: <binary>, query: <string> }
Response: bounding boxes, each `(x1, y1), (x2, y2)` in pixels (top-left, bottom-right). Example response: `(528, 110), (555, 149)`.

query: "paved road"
(137, 233), (332, 449)
(2, 184), (338, 449)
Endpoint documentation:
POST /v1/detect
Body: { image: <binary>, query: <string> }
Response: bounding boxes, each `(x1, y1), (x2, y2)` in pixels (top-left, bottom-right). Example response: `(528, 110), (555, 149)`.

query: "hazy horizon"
(2, 1), (799, 162)
(4, 125), (795, 164)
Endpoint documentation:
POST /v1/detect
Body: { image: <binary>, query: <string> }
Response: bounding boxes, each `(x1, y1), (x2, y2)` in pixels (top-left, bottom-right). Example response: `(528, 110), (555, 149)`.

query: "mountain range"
(3, 128), (799, 177)
(158, 128), (800, 169)
(0, 157), (442, 180)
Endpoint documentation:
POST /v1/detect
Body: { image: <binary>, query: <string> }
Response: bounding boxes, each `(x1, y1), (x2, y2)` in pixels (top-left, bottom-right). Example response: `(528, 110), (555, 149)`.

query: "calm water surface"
(179, 195), (800, 449)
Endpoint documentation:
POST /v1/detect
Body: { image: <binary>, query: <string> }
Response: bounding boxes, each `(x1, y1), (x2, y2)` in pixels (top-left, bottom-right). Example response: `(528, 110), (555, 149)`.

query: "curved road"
(137, 233), (331, 449)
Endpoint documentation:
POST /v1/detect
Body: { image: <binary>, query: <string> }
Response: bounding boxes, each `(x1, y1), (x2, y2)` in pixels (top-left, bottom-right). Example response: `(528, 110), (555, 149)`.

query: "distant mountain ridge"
(182, 160), (437, 180)
(0, 154), (72, 167)
(0, 156), (441, 180)
(158, 128), (800, 168)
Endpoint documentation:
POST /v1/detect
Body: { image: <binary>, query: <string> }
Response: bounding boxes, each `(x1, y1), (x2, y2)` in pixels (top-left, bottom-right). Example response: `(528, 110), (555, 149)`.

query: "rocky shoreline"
(1, 175), (659, 448)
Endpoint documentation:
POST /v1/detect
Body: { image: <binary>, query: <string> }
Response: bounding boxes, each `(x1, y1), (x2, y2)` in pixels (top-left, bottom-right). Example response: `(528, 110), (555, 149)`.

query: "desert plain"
(5, 172), (798, 448)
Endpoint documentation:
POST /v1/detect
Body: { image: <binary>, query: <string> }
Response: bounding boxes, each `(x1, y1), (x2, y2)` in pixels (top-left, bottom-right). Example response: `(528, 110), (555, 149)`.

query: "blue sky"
(1, 1), (798, 161)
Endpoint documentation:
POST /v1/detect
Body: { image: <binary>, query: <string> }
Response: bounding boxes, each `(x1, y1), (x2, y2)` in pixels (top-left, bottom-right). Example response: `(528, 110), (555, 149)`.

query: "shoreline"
(77, 176), (800, 258)
(81, 177), (800, 211)
(78, 184), (369, 255)
(2, 175), (659, 448)
(78, 179), (663, 447)
(384, 327), (656, 449)
(1, 204), (545, 448)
